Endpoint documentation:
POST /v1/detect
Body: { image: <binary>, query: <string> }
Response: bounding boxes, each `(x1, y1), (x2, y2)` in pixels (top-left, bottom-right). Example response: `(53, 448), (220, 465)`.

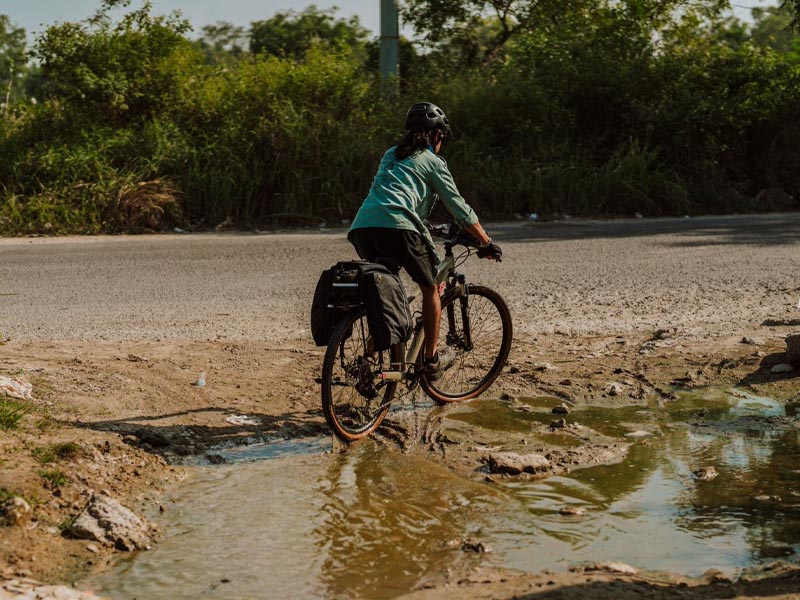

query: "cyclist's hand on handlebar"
(477, 242), (503, 262)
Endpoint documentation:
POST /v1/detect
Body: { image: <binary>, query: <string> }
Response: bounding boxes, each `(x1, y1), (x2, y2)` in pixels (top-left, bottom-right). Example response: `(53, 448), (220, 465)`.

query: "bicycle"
(320, 223), (513, 441)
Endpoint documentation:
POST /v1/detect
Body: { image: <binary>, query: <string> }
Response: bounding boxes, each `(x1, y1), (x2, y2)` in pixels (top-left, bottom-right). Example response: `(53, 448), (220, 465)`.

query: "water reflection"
(93, 388), (800, 598)
(315, 442), (504, 599)
(485, 390), (800, 575)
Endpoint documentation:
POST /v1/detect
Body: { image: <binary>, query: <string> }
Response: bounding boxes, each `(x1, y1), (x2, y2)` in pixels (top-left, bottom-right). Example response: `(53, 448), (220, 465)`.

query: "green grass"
(38, 468), (69, 488)
(58, 514), (79, 535)
(32, 442), (83, 464)
(0, 399), (31, 430)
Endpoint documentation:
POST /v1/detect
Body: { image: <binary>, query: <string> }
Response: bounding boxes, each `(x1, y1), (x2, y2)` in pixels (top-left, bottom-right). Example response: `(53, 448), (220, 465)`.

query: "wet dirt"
(89, 389), (800, 600)
(2, 215), (800, 598)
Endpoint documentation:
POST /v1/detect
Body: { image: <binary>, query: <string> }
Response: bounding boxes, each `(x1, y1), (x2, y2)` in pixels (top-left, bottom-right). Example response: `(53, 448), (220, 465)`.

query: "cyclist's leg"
(348, 227), (438, 356)
(420, 283), (440, 360)
(391, 231), (439, 361)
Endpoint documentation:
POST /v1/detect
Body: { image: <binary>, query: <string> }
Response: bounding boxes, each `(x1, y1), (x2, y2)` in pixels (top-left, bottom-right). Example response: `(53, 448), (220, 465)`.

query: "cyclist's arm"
(428, 156), (479, 230)
(463, 221), (491, 247)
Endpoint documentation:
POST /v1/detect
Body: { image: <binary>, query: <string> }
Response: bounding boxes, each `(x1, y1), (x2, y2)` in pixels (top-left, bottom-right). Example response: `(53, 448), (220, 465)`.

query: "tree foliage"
(249, 5), (368, 58)
(1, 0), (799, 234)
(33, 0), (192, 121)
(0, 15), (28, 105)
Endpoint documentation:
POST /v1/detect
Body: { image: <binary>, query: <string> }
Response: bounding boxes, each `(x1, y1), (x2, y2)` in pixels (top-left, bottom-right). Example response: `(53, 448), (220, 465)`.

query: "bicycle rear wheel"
(420, 284), (512, 404)
(321, 310), (402, 441)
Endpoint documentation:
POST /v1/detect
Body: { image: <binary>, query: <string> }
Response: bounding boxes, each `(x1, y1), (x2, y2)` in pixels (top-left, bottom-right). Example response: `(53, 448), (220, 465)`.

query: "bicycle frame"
(375, 242), (468, 384)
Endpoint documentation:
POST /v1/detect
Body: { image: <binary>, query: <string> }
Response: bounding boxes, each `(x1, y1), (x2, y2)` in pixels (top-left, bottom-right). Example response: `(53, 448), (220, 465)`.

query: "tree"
(401, 0), (732, 64)
(0, 15), (28, 106)
(33, 0), (193, 121)
(751, 5), (800, 59)
(196, 21), (248, 66)
(249, 5), (368, 58)
(781, 0), (800, 29)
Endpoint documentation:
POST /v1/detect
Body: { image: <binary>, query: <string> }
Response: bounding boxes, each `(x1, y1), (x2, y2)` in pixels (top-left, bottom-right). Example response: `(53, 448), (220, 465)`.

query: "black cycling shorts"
(347, 227), (437, 287)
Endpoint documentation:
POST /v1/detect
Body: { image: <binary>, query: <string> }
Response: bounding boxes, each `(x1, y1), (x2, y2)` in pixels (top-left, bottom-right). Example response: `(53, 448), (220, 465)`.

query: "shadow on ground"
(508, 566), (800, 600)
(738, 352), (800, 387)
(493, 213), (800, 248)
(75, 407), (328, 459)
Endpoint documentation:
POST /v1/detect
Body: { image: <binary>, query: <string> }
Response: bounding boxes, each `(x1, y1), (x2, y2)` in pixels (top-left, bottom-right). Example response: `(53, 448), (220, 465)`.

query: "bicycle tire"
(321, 310), (402, 441)
(420, 284), (512, 404)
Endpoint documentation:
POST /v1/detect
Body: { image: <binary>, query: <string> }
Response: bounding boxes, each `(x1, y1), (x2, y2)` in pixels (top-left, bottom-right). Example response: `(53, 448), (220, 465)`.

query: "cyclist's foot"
(424, 348), (455, 381)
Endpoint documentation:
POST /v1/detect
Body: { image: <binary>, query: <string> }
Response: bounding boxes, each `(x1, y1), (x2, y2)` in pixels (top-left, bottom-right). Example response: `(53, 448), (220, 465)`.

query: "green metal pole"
(380, 0), (399, 86)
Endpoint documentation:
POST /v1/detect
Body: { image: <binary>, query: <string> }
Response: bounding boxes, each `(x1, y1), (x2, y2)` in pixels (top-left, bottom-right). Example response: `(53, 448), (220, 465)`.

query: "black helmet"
(404, 102), (452, 138)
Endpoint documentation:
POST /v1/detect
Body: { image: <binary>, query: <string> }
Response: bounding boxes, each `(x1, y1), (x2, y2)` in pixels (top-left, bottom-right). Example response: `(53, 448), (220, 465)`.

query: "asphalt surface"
(1, 214), (798, 343)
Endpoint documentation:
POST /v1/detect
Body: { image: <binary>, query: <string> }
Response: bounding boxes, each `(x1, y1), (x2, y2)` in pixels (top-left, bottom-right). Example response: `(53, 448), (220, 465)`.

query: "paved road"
(1, 214), (798, 342)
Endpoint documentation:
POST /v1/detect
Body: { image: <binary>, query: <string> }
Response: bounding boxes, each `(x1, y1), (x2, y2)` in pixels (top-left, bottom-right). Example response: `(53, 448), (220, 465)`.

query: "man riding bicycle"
(348, 102), (503, 380)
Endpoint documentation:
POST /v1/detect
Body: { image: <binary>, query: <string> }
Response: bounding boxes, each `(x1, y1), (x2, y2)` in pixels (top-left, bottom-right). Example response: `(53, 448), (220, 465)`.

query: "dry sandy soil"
(1, 214), (799, 598)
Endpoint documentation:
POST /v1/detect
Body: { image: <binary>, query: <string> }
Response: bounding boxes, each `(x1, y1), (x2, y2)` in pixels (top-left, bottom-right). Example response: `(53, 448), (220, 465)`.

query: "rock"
(586, 561), (639, 575)
(787, 334), (800, 368)
(606, 382), (624, 396)
(69, 494), (155, 551)
(754, 494), (781, 503)
(551, 404), (570, 415)
(625, 430), (652, 438)
(550, 418), (567, 429)
(653, 329), (672, 340)
(192, 371), (206, 387)
(487, 452), (550, 475)
(508, 366), (521, 374)
(460, 538), (492, 553)
(0, 497), (31, 526)
(559, 379), (573, 386)
(605, 562), (638, 575)
(702, 569), (732, 584)
(771, 363), (794, 374)
(532, 362), (555, 372)
(225, 414), (261, 426)
(693, 466), (719, 481)
(717, 359), (737, 371)
(0, 376), (33, 401)
(0, 578), (103, 599)
(741, 336), (762, 346)
(559, 506), (585, 516)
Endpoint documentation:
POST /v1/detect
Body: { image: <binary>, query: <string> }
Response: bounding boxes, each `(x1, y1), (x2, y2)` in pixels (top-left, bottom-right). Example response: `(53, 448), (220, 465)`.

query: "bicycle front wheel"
(420, 284), (512, 404)
(321, 310), (402, 441)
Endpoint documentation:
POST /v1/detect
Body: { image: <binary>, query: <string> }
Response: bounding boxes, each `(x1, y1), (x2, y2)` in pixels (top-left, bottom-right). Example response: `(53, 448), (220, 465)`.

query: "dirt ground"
(1, 214), (799, 598)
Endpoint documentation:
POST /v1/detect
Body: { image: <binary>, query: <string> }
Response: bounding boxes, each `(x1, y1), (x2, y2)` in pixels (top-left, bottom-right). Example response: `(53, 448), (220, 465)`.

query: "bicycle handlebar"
(427, 222), (481, 248)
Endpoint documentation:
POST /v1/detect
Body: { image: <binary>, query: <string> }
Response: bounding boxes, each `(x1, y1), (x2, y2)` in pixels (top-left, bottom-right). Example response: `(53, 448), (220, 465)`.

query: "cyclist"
(348, 101), (502, 380)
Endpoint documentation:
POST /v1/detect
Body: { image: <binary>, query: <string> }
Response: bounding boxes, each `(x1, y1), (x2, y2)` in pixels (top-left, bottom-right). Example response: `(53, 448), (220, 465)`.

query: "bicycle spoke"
(322, 311), (400, 439)
(423, 286), (512, 401)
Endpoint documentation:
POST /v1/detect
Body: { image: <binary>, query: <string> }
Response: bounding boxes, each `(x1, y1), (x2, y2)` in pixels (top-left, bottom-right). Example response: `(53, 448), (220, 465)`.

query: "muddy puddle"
(91, 389), (800, 599)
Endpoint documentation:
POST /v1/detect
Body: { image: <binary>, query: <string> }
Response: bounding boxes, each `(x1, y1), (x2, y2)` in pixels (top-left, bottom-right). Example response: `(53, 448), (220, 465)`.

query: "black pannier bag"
(310, 260), (411, 350)
(310, 260), (365, 347)
(359, 263), (412, 352)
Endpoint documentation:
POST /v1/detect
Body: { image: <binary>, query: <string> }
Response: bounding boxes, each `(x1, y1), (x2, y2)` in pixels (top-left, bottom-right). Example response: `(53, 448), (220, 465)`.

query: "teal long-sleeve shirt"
(349, 146), (479, 255)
